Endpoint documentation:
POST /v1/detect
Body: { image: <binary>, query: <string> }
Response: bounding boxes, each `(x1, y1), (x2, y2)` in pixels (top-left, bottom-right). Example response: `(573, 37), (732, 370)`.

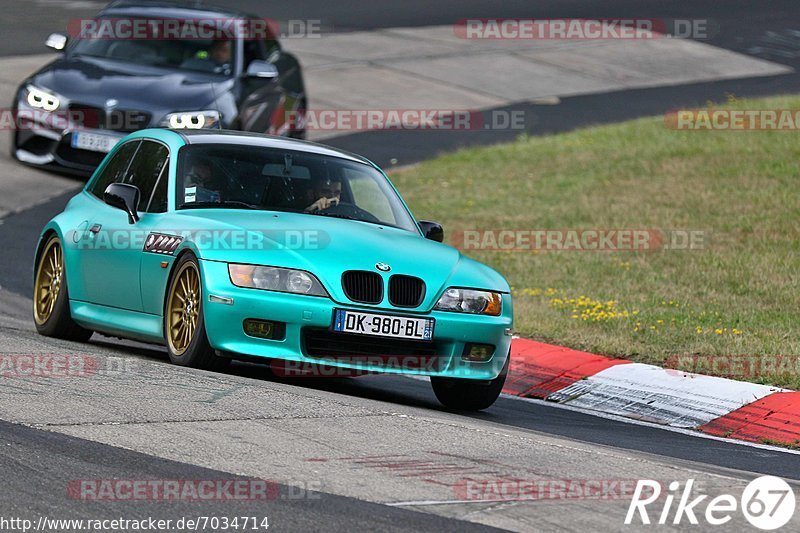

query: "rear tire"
(431, 351), (509, 411)
(32, 235), (93, 342)
(164, 254), (229, 371)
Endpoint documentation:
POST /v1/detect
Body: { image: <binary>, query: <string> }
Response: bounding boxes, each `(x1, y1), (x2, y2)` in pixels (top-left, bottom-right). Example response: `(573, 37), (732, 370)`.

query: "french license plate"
(332, 309), (434, 341)
(71, 131), (121, 153)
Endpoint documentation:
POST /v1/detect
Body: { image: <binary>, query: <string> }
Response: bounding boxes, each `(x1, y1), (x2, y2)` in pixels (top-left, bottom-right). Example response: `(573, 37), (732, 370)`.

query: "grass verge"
(390, 95), (800, 388)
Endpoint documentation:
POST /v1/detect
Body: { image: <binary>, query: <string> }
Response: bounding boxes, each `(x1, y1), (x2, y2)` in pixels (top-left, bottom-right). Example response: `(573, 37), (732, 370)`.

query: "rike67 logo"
(626, 476), (796, 530)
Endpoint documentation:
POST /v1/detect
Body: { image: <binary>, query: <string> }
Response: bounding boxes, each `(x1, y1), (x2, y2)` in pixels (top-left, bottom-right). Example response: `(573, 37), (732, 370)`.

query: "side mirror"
(418, 220), (444, 243)
(104, 183), (140, 224)
(244, 60), (279, 79)
(45, 33), (68, 51)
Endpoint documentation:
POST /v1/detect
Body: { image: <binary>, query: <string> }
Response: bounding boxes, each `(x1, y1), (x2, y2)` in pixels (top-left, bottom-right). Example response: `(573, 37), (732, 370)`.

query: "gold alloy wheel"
(166, 261), (201, 356)
(33, 238), (64, 325)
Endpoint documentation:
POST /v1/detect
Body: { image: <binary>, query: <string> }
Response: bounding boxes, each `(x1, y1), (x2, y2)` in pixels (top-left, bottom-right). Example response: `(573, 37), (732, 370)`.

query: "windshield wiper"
(179, 200), (258, 210)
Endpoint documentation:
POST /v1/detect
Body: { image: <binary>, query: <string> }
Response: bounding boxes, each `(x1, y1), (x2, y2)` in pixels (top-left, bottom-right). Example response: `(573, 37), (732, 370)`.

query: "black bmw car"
(12, 0), (307, 175)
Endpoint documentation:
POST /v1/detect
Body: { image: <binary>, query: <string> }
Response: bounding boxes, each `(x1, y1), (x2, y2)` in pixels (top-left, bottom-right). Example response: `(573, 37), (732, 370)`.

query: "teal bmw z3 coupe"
(33, 129), (513, 410)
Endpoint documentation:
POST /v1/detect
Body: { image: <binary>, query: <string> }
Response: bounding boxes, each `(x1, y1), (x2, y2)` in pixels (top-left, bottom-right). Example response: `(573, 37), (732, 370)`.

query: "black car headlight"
(228, 264), (328, 297)
(23, 85), (61, 112)
(160, 110), (221, 129)
(434, 288), (502, 316)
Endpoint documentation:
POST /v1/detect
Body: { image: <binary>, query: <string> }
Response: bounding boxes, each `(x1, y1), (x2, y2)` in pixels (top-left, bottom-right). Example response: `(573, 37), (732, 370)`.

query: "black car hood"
(27, 55), (228, 112)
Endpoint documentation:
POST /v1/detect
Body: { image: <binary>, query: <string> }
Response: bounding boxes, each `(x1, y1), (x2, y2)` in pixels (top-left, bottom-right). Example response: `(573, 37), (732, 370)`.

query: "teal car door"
(81, 139), (169, 311)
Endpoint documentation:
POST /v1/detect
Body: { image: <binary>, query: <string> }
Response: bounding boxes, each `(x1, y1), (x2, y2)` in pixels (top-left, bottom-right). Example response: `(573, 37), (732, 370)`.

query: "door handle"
(89, 224), (102, 234)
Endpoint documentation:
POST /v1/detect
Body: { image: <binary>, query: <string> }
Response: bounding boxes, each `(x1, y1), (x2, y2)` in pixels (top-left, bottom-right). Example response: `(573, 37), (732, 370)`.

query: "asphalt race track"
(1, 1), (800, 531)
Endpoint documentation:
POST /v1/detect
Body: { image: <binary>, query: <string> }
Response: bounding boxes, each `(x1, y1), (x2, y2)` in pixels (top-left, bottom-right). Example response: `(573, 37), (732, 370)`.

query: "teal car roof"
(176, 130), (374, 165)
(121, 129), (375, 166)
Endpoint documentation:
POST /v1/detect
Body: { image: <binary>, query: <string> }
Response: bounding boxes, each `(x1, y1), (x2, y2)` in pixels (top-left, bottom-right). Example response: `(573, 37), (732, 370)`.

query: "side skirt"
(70, 300), (164, 344)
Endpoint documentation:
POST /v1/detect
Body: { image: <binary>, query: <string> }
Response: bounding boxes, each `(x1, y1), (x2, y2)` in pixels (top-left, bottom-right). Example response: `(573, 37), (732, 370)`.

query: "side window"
(124, 141), (169, 212)
(146, 157), (170, 213)
(88, 141), (140, 198)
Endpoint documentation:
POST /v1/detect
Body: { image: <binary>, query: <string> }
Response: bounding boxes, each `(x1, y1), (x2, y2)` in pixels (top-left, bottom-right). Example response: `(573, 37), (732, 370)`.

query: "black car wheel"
(33, 235), (93, 341)
(164, 253), (228, 371)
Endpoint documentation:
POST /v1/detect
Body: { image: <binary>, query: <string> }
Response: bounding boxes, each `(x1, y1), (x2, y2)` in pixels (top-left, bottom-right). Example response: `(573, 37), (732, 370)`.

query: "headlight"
(24, 85), (60, 111)
(228, 264), (328, 297)
(434, 288), (502, 316)
(160, 110), (220, 129)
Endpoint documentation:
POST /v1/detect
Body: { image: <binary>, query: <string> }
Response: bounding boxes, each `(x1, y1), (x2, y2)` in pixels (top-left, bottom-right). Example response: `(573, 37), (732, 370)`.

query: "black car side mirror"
(244, 60), (279, 79)
(104, 183), (140, 224)
(419, 221), (444, 242)
(45, 33), (68, 51)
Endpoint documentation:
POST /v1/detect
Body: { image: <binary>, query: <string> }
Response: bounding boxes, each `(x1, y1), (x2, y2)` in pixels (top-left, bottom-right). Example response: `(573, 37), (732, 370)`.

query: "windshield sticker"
(184, 186), (197, 203)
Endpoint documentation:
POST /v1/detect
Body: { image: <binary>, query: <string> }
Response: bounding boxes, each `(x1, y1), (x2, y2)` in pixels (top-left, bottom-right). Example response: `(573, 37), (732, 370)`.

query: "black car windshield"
(68, 18), (236, 75)
(176, 144), (419, 232)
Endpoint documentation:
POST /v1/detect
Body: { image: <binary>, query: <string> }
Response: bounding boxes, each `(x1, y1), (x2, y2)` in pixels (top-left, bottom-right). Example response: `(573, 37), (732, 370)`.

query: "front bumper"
(15, 127), (124, 174)
(200, 259), (513, 380)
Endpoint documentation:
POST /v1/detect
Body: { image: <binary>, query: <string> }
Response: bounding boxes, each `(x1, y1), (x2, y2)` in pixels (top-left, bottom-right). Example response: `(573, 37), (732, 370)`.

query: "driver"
(181, 39), (232, 73)
(209, 39), (233, 66)
(305, 176), (342, 212)
(184, 158), (222, 203)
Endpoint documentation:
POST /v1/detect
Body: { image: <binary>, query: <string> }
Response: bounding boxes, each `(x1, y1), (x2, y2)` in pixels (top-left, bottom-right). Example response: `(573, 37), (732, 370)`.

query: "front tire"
(33, 235), (93, 342)
(431, 352), (509, 411)
(164, 254), (228, 371)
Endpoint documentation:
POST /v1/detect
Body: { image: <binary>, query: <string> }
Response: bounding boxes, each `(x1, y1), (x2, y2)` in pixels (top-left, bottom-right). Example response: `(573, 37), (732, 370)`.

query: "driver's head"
(210, 39), (232, 65)
(312, 176), (342, 201)
(186, 158), (216, 189)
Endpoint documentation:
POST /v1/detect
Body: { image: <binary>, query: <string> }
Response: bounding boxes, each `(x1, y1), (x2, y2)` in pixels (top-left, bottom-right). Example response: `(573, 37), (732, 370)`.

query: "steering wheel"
(319, 201), (380, 223)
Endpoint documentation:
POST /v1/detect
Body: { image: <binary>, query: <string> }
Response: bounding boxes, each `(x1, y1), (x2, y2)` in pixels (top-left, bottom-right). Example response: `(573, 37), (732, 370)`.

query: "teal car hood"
(164, 209), (509, 310)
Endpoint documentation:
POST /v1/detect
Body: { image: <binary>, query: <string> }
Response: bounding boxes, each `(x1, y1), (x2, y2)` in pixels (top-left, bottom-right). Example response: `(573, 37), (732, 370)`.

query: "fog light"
(243, 319), (286, 340)
(462, 343), (495, 362)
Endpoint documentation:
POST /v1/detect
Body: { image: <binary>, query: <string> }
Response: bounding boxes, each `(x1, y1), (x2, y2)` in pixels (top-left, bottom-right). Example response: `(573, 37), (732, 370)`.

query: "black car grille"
(388, 275), (425, 308)
(302, 328), (442, 370)
(68, 104), (151, 133)
(342, 271), (383, 304)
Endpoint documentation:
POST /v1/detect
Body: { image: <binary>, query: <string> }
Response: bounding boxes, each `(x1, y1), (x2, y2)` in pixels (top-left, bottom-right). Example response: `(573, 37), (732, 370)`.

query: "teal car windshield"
(176, 144), (419, 232)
